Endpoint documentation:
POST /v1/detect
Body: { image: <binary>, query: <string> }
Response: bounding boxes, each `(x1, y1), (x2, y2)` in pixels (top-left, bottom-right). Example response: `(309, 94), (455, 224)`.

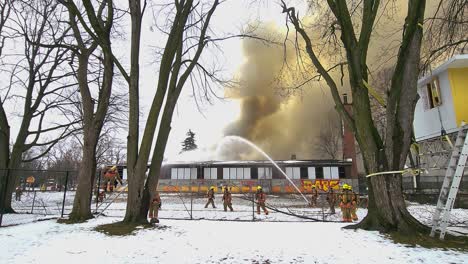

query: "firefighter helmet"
(257, 186), (262, 190)
(210, 186), (215, 190)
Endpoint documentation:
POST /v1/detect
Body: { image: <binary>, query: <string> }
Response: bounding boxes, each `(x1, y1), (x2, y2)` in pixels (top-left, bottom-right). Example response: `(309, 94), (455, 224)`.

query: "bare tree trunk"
(140, 93), (179, 221)
(123, 0), (194, 223)
(1, 145), (23, 213)
(0, 103), (10, 213)
(0, 107), (9, 169)
(0, 114), (9, 213)
(354, 156), (427, 233)
(123, 0), (220, 224)
(68, 52), (114, 222)
(123, 86), (168, 223)
(60, 0), (115, 222)
(353, 1), (428, 234)
(281, 0), (428, 234)
(2, 115), (33, 212)
(0, 1), (77, 213)
(69, 130), (97, 221)
(126, 0), (142, 180)
(121, 0), (144, 224)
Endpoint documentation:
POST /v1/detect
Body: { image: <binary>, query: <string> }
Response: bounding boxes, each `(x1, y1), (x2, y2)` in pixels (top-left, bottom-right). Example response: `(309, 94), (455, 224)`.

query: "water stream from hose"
(217, 136), (310, 204)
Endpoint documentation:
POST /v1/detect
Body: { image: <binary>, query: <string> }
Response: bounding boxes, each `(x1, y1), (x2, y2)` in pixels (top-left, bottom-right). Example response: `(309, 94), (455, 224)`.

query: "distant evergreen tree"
(181, 129), (198, 152)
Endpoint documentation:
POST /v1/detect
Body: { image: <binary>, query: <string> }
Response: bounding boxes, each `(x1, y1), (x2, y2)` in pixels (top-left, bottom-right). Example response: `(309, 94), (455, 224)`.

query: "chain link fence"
(0, 169), (78, 227)
(2, 170), (467, 233)
(94, 190), (365, 222)
(403, 175), (468, 191)
(92, 178), (467, 234)
(92, 188), (467, 231)
(402, 175), (468, 209)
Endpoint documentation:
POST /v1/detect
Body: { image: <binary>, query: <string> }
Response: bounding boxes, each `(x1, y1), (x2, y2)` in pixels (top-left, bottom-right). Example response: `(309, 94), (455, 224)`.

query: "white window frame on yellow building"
(425, 77), (442, 109)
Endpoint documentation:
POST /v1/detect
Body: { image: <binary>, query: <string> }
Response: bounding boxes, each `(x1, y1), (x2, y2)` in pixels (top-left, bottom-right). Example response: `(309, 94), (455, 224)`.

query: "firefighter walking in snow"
(205, 186), (216, 208)
(310, 185), (318, 207)
(149, 191), (161, 223)
(326, 188), (337, 214)
(98, 188), (105, 202)
(222, 186), (234, 212)
(255, 186), (269, 215)
(104, 166), (122, 192)
(339, 184), (353, 222)
(349, 185), (359, 221)
(15, 186), (23, 201)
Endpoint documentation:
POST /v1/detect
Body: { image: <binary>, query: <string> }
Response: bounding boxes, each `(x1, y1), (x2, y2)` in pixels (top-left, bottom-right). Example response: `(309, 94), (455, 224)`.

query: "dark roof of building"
(163, 159), (352, 167)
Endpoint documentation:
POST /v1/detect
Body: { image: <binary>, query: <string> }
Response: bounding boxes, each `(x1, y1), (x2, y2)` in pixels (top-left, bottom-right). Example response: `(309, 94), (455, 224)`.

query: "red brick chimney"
(342, 94), (358, 178)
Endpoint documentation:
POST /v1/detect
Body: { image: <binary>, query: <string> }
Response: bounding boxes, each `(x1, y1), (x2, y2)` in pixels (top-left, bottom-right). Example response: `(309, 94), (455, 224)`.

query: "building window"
(171, 167), (197, 179)
(222, 167), (251, 179)
(223, 168), (229, 180)
(307, 167), (316, 179)
(426, 78), (442, 109)
(315, 167), (324, 179)
(236, 168), (244, 179)
(258, 167), (272, 179)
(323, 167), (339, 179)
(243, 168), (251, 179)
(323, 167), (331, 179)
(300, 167), (308, 179)
(251, 168), (258, 179)
(203, 167), (217, 179)
(331, 167), (339, 179)
(338, 167), (346, 178)
(285, 167), (301, 179)
(230, 168), (238, 179)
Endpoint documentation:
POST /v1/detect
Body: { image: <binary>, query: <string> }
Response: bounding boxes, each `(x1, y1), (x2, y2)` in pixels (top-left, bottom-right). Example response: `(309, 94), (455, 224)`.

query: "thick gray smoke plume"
(221, 24), (338, 160)
(218, 1), (444, 161)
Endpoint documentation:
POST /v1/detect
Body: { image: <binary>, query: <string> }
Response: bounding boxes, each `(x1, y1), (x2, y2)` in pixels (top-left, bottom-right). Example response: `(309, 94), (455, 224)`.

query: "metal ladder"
(430, 124), (468, 239)
(94, 183), (128, 217)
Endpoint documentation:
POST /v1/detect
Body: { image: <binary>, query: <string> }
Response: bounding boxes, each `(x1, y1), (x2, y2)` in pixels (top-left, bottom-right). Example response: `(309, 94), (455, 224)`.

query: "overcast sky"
(135, 0), (307, 161)
(4, 0), (442, 163)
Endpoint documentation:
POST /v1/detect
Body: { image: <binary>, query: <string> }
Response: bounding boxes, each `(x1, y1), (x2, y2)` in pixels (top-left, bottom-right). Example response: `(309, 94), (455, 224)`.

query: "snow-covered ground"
(1, 216), (467, 264)
(4, 192), (468, 230)
(98, 193), (369, 222)
(11, 191), (75, 216)
(1, 193), (468, 263)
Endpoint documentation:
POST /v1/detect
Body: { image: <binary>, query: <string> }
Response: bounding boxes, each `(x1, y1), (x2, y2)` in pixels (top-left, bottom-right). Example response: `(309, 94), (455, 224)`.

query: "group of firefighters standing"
(204, 185), (269, 214)
(310, 184), (360, 222)
(147, 185), (270, 223)
(147, 184), (360, 223)
(96, 166), (360, 223)
(203, 185), (269, 215)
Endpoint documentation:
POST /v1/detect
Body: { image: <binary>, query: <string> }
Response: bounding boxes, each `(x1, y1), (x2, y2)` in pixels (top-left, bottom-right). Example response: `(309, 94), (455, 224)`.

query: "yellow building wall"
(448, 68), (468, 126)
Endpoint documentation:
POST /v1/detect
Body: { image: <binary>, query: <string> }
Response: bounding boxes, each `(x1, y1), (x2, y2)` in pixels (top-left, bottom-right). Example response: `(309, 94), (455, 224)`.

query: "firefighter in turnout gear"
(205, 186), (216, 208)
(98, 188), (105, 202)
(339, 184), (353, 222)
(104, 166), (122, 192)
(349, 185), (359, 221)
(149, 191), (161, 223)
(255, 186), (269, 215)
(15, 186), (23, 201)
(326, 188), (337, 214)
(222, 186), (234, 212)
(310, 185), (318, 207)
